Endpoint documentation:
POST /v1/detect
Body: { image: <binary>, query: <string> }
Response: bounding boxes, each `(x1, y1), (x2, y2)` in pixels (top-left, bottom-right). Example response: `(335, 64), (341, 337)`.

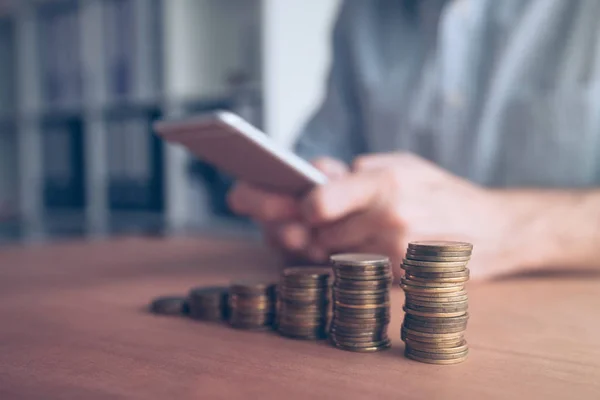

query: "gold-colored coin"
(405, 254), (471, 262)
(330, 337), (392, 352)
(407, 241), (473, 252)
(401, 333), (464, 345)
(402, 259), (469, 269)
(404, 312), (469, 323)
(400, 283), (465, 294)
(406, 250), (472, 258)
(402, 267), (470, 279)
(403, 289), (468, 298)
(405, 298), (468, 309)
(405, 347), (469, 360)
(330, 253), (390, 266)
(402, 322), (466, 334)
(404, 295), (469, 305)
(402, 326), (464, 339)
(404, 273), (469, 284)
(230, 281), (277, 295)
(401, 277), (464, 288)
(403, 306), (468, 318)
(405, 353), (469, 364)
(283, 266), (332, 279)
(334, 301), (390, 309)
(404, 339), (468, 353)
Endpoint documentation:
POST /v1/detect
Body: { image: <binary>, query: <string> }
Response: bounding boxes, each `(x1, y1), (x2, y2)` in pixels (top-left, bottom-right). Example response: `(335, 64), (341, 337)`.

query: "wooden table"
(0, 236), (599, 399)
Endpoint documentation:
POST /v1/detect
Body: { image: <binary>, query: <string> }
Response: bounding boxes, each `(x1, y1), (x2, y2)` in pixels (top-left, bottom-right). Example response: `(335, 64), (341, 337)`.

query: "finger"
(315, 206), (388, 251)
(353, 152), (420, 172)
(301, 171), (384, 225)
(311, 157), (349, 179)
(227, 182), (300, 222)
(272, 222), (311, 252)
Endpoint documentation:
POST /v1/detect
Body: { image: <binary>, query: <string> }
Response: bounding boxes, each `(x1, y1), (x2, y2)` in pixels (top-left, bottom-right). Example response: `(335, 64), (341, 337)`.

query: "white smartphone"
(153, 111), (327, 196)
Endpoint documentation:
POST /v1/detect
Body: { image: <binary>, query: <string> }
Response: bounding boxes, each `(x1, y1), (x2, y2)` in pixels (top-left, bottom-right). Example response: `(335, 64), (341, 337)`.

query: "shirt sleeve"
(293, 1), (367, 165)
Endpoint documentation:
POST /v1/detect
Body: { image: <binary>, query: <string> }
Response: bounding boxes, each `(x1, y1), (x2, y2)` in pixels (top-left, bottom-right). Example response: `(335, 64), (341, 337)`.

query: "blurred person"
(228, 0), (600, 280)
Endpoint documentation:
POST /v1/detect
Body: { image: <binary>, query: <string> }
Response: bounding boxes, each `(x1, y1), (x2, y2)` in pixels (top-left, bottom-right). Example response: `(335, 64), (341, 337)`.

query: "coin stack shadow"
(188, 287), (229, 321)
(228, 281), (277, 330)
(400, 241), (472, 365)
(329, 254), (393, 352)
(277, 267), (332, 340)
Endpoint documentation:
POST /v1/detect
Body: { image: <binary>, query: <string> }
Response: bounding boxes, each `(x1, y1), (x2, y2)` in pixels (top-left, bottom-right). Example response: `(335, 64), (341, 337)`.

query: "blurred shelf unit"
(0, 0), (263, 240)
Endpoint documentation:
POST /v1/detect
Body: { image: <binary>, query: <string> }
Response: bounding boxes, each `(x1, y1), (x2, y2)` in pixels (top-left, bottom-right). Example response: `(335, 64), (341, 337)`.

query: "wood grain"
(0, 236), (599, 399)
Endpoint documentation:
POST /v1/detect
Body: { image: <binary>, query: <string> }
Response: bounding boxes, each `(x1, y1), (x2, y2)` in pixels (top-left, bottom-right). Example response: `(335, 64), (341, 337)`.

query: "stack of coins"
(188, 286), (229, 321)
(277, 267), (331, 340)
(149, 295), (189, 316)
(400, 241), (472, 365)
(329, 254), (392, 352)
(228, 281), (276, 330)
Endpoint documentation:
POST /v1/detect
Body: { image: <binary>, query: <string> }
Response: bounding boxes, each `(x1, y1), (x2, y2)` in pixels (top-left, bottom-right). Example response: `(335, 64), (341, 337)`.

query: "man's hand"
(302, 153), (516, 279)
(227, 157), (348, 259)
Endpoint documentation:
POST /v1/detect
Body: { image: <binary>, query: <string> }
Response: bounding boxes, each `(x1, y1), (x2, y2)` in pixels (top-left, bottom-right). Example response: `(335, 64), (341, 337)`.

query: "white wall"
(261, 0), (341, 149)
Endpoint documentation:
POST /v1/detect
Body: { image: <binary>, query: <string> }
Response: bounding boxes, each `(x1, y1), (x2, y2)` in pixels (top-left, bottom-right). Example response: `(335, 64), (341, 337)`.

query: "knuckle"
(381, 167), (403, 190)
(352, 155), (371, 171)
(307, 190), (331, 222)
(386, 206), (405, 229)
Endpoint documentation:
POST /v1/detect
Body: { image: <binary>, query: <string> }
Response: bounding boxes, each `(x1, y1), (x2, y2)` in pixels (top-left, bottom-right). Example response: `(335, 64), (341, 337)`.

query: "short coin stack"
(188, 286), (229, 321)
(149, 295), (189, 316)
(400, 241), (472, 365)
(329, 254), (392, 352)
(277, 267), (331, 339)
(228, 281), (276, 330)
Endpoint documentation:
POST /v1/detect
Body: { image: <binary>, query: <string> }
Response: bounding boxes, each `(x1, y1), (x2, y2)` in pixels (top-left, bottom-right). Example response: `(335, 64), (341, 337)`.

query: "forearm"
(494, 189), (600, 272)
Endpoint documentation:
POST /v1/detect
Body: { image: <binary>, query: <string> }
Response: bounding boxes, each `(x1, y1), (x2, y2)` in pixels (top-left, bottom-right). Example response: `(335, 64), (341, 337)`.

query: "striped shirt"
(295, 0), (600, 187)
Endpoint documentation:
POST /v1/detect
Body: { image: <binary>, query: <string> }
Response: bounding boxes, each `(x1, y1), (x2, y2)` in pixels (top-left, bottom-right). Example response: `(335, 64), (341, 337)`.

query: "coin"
(404, 301), (468, 311)
(405, 296), (468, 307)
(402, 259), (469, 269)
(402, 267), (471, 279)
(404, 339), (468, 353)
(229, 281), (277, 330)
(283, 266), (332, 279)
(403, 306), (467, 318)
(403, 322), (466, 334)
(230, 281), (277, 296)
(405, 254), (471, 262)
(407, 241), (473, 252)
(405, 347), (469, 360)
(404, 312), (469, 323)
(403, 289), (468, 298)
(277, 267), (331, 340)
(404, 273), (469, 284)
(400, 283), (465, 294)
(402, 326), (464, 338)
(401, 278), (465, 288)
(330, 337), (392, 352)
(406, 352), (469, 364)
(149, 296), (188, 316)
(334, 301), (391, 309)
(330, 253), (390, 266)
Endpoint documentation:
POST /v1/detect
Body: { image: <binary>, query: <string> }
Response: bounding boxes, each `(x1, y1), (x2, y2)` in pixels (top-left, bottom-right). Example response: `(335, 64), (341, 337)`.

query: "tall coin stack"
(400, 241), (472, 365)
(329, 254), (392, 352)
(277, 267), (331, 340)
(188, 287), (229, 321)
(228, 281), (276, 330)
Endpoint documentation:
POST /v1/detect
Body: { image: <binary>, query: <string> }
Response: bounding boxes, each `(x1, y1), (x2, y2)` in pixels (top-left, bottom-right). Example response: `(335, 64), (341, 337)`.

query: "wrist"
(490, 189), (597, 272)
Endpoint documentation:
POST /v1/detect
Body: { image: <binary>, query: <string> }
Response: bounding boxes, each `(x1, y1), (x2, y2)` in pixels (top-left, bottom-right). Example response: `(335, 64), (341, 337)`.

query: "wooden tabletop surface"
(0, 235), (599, 399)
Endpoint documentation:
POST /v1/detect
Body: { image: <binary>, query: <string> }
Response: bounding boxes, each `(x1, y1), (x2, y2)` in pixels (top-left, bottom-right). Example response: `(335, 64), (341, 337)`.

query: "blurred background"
(0, 0), (341, 244)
